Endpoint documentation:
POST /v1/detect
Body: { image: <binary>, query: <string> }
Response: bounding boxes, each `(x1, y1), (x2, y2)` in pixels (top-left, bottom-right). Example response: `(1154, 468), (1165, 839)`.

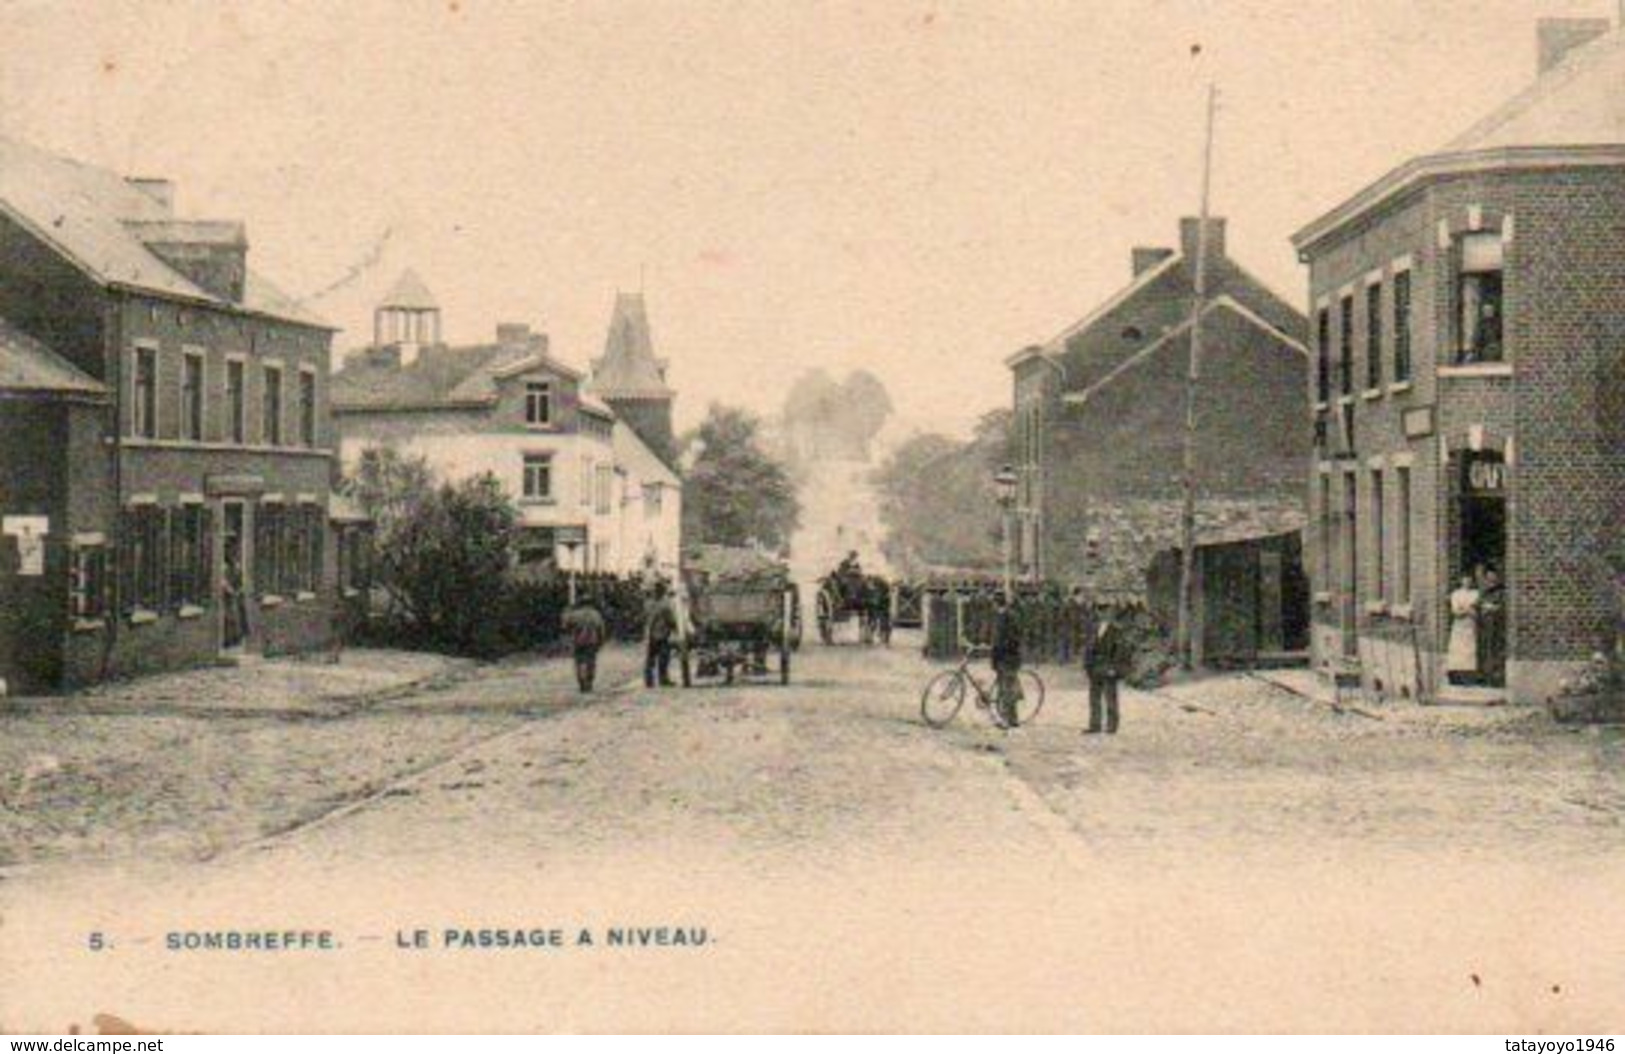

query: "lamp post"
(993, 464), (1019, 601)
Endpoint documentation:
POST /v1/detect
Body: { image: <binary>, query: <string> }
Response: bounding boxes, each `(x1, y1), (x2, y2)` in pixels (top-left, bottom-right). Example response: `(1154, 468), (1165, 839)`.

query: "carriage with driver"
(814, 552), (893, 646)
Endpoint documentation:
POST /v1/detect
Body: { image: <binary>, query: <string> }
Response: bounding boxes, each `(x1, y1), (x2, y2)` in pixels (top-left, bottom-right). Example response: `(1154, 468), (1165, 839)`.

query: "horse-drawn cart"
(815, 572), (892, 646)
(678, 547), (801, 686)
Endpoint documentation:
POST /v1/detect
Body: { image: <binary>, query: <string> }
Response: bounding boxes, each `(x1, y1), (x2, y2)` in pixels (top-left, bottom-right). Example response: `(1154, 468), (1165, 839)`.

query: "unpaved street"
(2, 641), (1622, 1032)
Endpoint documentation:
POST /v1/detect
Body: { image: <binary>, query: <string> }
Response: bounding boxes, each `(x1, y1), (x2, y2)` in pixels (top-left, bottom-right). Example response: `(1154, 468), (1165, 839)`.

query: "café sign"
(1462, 452), (1507, 497)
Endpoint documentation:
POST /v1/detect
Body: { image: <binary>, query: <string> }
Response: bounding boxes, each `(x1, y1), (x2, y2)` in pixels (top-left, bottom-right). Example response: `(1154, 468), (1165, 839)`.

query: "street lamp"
(993, 464), (1019, 601)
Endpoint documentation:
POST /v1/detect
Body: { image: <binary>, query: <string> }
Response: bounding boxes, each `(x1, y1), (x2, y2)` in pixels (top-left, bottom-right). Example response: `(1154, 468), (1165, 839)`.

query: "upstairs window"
(1393, 270), (1413, 383)
(262, 364), (284, 445)
(226, 359), (247, 444)
(525, 382), (553, 426)
(1365, 283), (1383, 391)
(1338, 295), (1355, 397)
(522, 454), (553, 501)
(1455, 232), (1504, 364)
(298, 369), (318, 447)
(182, 352), (205, 441)
(1315, 307), (1331, 403)
(133, 347), (158, 438)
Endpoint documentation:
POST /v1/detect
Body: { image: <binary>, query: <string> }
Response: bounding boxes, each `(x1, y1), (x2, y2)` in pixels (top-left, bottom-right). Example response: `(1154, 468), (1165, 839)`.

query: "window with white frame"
(298, 368), (318, 447)
(262, 364), (284, 445)
(1364, 283), (1383, 391)
(1395, 466), (1413, 607)
(69, 538), (108, 622)
(168, 502), (212, 609)
(1392, 269), (1413, 383)
(182, 351), (206, 441)
(133, 346), (158, 438)
(522, 454), (553, 501)
(1455, 232), (1504, 364)
(226, 358), (247, 444)
(525, 382), (553, 426)
(1371, 467), (1386, 603)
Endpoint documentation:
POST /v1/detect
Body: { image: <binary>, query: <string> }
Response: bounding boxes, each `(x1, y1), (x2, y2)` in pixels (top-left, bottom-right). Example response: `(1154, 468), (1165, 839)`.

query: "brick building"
(1007, 216), (1309, 595)
(332, 276), (682, 576)
(0, 134), (341, 691)
(1290, 19), (1625, 705)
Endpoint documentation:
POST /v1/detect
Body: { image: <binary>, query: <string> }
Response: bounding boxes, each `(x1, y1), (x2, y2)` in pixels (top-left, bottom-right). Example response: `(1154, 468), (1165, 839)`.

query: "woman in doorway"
(1447, 574), (1482, 686)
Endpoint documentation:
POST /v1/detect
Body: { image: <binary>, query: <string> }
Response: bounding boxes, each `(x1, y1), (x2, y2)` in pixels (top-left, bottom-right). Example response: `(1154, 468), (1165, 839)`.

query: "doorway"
(1456, 450), (1508, 686)
(219, 500), (250, 657)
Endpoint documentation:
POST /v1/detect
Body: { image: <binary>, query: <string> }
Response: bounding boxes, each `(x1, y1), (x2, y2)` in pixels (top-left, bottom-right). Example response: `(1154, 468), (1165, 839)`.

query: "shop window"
(255, 502), (284, 597)
(1455, 232), (1504, 364)
(122, 505), (167, 614)
(168, 503), (212, 609)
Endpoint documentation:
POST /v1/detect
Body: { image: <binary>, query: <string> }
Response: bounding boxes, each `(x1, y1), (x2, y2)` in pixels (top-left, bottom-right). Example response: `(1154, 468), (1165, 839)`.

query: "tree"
(681, 404), (801, 549)
(871, 409), (1012, 574)
(346, 447), (518, 652)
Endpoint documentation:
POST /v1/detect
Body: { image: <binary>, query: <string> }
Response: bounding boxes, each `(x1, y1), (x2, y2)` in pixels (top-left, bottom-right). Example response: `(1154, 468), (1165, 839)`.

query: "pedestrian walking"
(644, 581), (678, 688)
(990, 592), (1024, 728)
(1083, 602), (1133, 735)
(561, 592), (608, 693)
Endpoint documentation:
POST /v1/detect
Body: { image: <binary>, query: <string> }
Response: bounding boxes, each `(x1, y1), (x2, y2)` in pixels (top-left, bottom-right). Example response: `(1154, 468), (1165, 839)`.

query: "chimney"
(1536, 17), (1611, 74)
(1179, 216), (1226, 262)
(125, 177), (174, 215)
(1132, 247), (1175, 277)
(496, 322), (531, 346)
(125, 219), (248, 303)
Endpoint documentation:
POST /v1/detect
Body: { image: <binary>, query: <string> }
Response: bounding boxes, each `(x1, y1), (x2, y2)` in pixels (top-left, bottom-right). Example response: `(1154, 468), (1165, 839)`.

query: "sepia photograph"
(0, 0), (1621, 1036)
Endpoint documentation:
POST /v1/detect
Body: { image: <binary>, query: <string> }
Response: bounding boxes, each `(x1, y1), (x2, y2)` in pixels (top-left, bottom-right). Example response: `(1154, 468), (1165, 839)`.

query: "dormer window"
(1455, 232), (1504, 364)
(525, 382), (553, 426)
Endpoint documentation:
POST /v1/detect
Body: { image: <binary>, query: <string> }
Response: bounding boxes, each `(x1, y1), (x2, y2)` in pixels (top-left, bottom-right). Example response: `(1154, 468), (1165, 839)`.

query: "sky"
(0, 0), (1617, 436)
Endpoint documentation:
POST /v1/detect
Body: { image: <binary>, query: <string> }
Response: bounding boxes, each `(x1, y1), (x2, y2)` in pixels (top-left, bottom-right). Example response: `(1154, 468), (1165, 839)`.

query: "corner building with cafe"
(1290, 18), (1625, 705)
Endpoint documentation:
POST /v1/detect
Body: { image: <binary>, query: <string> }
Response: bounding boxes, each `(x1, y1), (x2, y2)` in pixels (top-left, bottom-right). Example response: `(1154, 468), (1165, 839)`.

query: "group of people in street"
(989, 591), (1137, 734)
(1446, 566), (1507, 687)
(560, 577), (681, 694)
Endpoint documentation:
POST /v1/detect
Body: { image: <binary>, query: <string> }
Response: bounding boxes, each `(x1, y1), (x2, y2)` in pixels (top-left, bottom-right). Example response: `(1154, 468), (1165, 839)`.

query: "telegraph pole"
(1177, 82), (1218, 670)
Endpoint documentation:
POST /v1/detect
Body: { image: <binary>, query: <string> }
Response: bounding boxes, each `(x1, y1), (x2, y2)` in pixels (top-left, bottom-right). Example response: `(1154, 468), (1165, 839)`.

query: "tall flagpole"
(1177, 81), (1218, 670)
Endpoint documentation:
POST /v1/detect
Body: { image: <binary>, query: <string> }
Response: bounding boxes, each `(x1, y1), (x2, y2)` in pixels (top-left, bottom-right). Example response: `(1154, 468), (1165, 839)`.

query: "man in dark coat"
(990, 592), (1024, 728)
(562, 593), (608, 693)
(644, 582), (678, 688)
(1083, 601), (1133, 735)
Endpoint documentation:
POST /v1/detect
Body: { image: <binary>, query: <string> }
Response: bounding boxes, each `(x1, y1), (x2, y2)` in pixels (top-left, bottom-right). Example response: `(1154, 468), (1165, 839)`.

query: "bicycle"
(919, 643), (1046, 729)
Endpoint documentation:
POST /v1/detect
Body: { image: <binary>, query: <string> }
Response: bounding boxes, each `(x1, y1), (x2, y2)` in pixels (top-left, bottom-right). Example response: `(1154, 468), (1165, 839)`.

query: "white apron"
(1446, 587), (1480, 673)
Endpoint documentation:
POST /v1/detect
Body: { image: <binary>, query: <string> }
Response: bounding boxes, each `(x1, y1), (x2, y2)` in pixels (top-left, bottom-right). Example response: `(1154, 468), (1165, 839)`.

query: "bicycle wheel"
(1013, 669), (1046, 725)
(919, 670), (967, 728)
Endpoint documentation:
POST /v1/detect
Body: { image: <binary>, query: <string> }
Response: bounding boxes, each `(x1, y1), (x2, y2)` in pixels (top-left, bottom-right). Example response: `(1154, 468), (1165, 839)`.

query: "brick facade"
(1297, 166), (1625, 704)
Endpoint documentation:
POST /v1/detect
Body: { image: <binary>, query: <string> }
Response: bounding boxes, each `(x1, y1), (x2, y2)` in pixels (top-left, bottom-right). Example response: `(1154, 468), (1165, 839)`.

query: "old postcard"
(1, 0), (1622, 1035)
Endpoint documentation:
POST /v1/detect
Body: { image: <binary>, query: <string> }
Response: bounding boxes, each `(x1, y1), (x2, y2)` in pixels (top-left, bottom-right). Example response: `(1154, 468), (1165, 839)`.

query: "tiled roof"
(589, 292), (673, 399)
(1295, 26), (1625, 250)
(1013, 245), (1306, 395)
(1446, 26), (1625, 152)
(0, 133), (329, 329)
(331, 342), (594, 412)
(0, 315), (104, 395)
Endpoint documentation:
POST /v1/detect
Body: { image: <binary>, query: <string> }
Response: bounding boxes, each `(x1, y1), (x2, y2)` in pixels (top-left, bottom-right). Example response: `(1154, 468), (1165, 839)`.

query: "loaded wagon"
(678, 546), (802, 686)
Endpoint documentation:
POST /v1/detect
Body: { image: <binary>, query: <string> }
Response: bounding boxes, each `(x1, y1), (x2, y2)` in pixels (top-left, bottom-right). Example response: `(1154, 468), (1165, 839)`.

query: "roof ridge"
(1445, 25), (1625, 151)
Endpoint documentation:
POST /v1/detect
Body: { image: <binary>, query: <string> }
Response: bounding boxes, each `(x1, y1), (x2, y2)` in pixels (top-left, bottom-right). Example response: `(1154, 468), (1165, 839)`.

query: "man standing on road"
(991, 592), (1024, 729)
(644, 581), (678, 688)
(1083, 601), (1133, 735)
(562, 592), (607, 693)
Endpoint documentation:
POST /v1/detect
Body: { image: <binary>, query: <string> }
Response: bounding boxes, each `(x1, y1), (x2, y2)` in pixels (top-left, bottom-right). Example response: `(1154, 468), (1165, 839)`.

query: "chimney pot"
(1179, 216), (1227, 262)
(1536, 17), (1611, 74)
(496, 322), (532, 346)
